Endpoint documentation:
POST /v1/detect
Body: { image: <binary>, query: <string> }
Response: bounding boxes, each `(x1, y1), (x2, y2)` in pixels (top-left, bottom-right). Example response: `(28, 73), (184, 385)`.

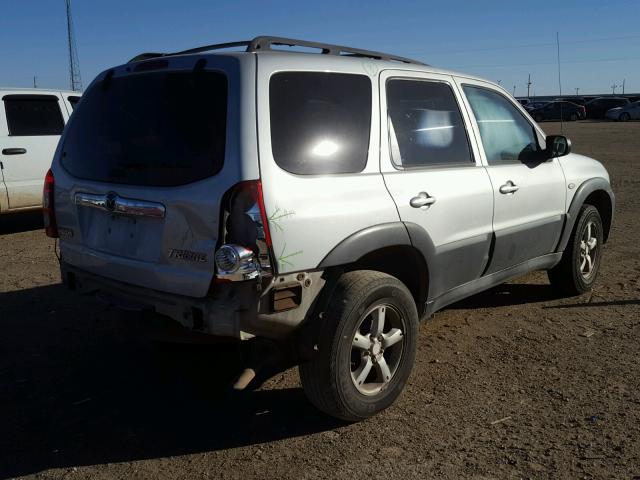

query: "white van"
(0, 88), (80, 213)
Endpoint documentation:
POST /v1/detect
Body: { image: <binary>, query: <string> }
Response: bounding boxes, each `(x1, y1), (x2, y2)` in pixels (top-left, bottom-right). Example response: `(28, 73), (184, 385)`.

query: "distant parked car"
(584, 97), (630, 119)
(0, 88), (80, 214)
(605, 100), (640, 121)
(530, 101), (585, 122)
(524, 101), (549, 111)
(554, 97), (586, 106)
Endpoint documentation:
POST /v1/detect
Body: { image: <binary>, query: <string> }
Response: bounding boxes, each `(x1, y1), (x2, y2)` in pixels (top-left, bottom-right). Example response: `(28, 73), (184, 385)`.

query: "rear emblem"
(168, 249), (208, 263)
(105, 192), (118, 212)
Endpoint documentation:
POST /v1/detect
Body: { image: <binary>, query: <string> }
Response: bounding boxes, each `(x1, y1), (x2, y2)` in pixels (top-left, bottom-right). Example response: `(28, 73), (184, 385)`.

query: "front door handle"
(2, 148), (27, 155)
(499, 181), (519, 194)
(410, 191), (436, 209)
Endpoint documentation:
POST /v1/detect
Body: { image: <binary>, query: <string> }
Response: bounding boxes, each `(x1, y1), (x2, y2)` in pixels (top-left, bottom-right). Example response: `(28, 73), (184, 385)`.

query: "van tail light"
(214, 180), (273, 281)
(43, 169), (59, 238)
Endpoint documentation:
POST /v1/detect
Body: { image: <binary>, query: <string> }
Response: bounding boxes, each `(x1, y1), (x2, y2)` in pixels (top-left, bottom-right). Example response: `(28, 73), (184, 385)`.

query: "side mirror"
(546, 135), (572, 158)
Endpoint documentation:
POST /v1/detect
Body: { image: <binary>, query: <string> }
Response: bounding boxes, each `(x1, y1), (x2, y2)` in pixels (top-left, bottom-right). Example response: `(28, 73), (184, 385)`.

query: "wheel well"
(350, 246), (429, 315)
(584, 190), (613, 242)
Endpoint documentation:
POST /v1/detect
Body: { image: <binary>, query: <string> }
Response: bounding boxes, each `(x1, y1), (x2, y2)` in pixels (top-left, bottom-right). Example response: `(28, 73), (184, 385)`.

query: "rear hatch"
(53, 55), (253, 298)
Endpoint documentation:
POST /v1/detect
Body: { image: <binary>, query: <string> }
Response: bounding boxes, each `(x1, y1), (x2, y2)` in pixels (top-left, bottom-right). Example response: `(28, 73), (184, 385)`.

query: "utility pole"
(575, 87), (579, 96)
(33, 76), (37, 88)
(513, 85), (516, 96)
(497, 79), (502, 86)
(622, 79), (625, 95)
(527, 74), (532, 99)
(611, 83), (618, 94)
(66, 0), (82, 91)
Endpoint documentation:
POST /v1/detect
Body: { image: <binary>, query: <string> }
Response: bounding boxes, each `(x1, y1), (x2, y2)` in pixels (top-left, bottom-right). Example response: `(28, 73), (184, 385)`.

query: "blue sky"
(1, 0), (638, 96)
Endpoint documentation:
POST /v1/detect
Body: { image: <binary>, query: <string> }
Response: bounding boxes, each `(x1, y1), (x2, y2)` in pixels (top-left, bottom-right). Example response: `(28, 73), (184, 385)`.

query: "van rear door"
(53, 55), (254, 298)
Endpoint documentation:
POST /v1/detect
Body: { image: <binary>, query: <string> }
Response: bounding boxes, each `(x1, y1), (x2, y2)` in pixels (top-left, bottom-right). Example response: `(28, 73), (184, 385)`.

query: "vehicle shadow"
(447, 283), (566, 310)
(544, 298), (640, 309)
(0, 210), (43, 235)
(0, 283), (340, 479)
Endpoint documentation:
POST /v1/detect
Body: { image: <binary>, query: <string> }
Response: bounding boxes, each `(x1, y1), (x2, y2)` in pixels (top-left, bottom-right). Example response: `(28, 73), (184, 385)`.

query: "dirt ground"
(1, 121), (639, 480)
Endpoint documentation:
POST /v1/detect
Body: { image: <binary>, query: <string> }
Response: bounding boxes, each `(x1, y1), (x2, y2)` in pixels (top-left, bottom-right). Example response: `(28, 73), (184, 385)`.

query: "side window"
(3, 95), (64, 136)
(269, 72), (371, 175)
(68, 96), (81, 109)
(386, 79), (473, 168)
(463, 85), (541, 165)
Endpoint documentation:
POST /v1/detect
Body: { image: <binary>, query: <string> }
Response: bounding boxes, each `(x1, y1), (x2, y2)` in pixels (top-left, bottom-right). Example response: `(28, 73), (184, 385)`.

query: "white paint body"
(0, 88), (79, 213)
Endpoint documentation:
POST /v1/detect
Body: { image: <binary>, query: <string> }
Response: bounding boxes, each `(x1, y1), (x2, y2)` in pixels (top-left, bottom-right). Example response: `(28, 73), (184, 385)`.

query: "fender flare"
(317, 221), (438, 305)
(556, 177), (615, 252)
(317, 222), (414, 268)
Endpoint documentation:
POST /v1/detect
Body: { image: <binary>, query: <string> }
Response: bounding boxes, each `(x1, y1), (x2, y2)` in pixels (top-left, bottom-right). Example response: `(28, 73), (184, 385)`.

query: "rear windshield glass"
(61, 70), (227, 187)
(270, 72), (371, 175)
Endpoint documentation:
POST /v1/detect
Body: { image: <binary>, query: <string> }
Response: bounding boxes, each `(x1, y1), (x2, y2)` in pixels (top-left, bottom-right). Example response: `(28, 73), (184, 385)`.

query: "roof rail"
(128, 36), (426, 65)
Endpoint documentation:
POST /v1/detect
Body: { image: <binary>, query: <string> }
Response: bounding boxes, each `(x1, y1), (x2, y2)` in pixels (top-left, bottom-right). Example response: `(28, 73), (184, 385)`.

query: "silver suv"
(45, 37), (614, 421)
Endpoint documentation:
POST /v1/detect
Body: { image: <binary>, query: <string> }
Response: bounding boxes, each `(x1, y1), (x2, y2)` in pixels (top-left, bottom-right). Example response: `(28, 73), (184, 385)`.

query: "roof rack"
(128, 36), (427, 65)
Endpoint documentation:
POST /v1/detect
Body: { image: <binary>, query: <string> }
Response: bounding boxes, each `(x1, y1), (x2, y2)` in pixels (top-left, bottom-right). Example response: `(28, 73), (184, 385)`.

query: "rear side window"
(270, 72), (371, 175)
(463, 85), (541, 165)
(61, 71), (227, 187)
(3, 95), (64, 136)
(387, 79), (473, 168)
(68, 96), (81, 109)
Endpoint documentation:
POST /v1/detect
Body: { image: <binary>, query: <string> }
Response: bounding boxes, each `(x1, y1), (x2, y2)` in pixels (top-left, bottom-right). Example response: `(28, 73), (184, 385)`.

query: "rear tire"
(548, 205), (603, 296)
(620, 112), (631, 122)
(299, 270), (418, 421)
(569, 113), (578, 121)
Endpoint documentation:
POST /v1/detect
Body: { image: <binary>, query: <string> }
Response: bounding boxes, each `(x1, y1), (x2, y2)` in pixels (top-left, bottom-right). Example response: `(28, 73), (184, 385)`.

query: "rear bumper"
(60, 261), (260, 339)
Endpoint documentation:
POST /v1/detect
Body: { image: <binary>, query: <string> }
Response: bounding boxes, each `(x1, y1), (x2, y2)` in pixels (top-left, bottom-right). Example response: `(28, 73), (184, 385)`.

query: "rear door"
(458, 80), (566, 274)
(0, 93), (68, 209)
(543, 102), (561, 120)
(380, 71), (494, 299)
(53, 56), (250, 298)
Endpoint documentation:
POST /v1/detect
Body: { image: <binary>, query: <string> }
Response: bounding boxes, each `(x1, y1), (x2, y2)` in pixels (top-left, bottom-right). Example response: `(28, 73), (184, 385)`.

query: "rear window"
(3, 95), (64, 136)
(61, 70), (227, 187)
(269, 72), (371, 175)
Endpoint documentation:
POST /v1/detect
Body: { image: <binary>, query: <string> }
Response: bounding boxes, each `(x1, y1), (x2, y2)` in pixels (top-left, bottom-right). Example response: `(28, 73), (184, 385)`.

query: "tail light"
(43, 169), (59, 238)
(214, 180), (273, 281)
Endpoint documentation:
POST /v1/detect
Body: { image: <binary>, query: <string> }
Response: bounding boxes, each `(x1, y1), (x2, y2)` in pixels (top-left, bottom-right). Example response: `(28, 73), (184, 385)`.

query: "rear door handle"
(2, 148), (27, 155)
(410, 191), (436, 209)
(499, 181), (519, 194)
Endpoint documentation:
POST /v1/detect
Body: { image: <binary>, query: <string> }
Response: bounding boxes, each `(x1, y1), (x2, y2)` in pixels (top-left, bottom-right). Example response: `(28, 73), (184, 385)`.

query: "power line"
(448, 55), (640, 70)
(428, 34), (640, 55)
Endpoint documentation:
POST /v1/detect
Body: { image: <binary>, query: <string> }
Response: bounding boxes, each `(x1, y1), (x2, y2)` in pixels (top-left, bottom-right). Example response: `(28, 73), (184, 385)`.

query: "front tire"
(299, 270), (418, 421)
(569, 113), (578, 121)
(548, 205), (603, 296)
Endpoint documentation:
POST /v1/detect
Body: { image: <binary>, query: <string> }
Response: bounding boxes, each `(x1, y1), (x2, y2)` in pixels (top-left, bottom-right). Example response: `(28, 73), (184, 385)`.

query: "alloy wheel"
(350, 304), (405, 396)
(579, 220), (599, 279)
